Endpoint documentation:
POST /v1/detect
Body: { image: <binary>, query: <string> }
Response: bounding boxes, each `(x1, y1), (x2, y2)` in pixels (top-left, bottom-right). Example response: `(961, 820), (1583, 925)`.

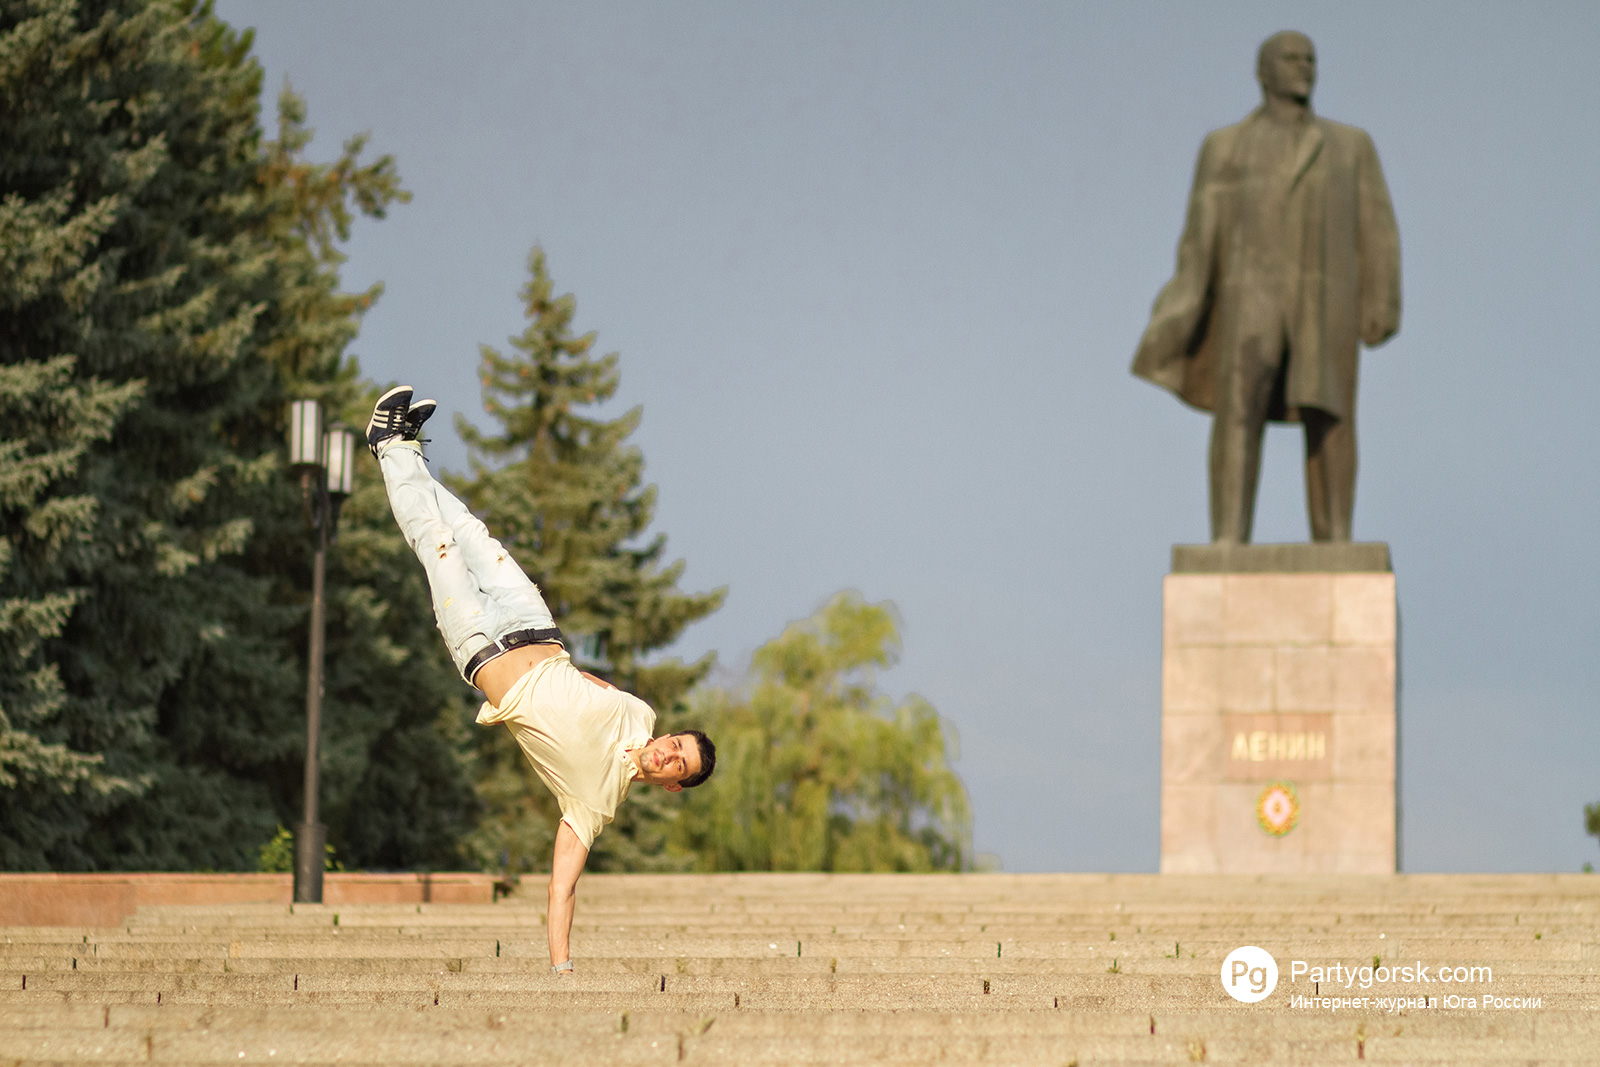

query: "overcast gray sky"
(214, 1), (1600, 874)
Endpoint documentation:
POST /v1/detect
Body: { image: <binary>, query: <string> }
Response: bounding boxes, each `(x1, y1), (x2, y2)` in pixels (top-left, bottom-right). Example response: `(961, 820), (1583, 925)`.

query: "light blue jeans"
(378, 441), (557, 681)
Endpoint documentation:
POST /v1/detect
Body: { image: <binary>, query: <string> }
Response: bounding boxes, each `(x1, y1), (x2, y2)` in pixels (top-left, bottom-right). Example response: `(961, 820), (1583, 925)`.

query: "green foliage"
(0, 357), (141, 805)
(1586, 803), (1600, 848)
(452, 248), (724, 874)
(257, 826), (294, 874)
(256, 825), (343, 873)
(0, 0), (473, 871)
(0, 0), (283, 867)
(253, 88), (476, 870)
(673, 592), (972, 872)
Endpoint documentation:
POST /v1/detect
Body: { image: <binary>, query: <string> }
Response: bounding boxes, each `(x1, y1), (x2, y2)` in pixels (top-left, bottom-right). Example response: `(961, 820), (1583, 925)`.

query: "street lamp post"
(286, 400), (356, 904)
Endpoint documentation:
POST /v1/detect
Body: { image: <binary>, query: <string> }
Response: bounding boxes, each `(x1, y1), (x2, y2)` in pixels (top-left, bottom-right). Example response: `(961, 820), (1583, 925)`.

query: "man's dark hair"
(677, 730), (715, 789)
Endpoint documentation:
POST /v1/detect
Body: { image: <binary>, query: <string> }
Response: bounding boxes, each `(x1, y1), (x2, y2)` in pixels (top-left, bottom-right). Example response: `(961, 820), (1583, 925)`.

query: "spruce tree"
(454, 248), (724, 873)
(0, 357), (141, 844)
(0, 0), (282, 866)
(0, 76), (142, 823)
(0, 0), (473, 869)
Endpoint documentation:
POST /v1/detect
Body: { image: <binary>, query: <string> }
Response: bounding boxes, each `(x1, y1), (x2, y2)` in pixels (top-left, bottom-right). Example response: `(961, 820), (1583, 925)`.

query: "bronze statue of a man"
(1132, 31), (1401, 543)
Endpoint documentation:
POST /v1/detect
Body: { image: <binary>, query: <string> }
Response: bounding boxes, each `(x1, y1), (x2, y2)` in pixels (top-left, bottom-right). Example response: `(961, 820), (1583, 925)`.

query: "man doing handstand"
(367, 385), (715, 976)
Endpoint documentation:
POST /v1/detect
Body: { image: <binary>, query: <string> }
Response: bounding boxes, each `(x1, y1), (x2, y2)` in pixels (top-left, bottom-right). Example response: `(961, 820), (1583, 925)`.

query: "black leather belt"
(464, 626), (566, 687)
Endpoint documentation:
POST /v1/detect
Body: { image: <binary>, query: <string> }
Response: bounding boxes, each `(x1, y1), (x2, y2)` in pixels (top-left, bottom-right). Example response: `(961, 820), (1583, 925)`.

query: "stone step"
(5, 1002), (1593, 1059)
(7, 1002), (1594, 1038)
(119, 905), (1598, 923)
(53, 928), (1588, 956)
(106, 911), (1600, 927)
(122, 897), (1600, 912)
(4, 966), (1591, 997)
(5, 953), (1595, 981)
(4, 1004), (1595, 1039)
(5, 986), (1589, 1015)
(4, 1018), (1597, 1065)
(2, 962), (1590, 994)
(3, 874), (1594, 1064)
(9, 926), (1594, 947)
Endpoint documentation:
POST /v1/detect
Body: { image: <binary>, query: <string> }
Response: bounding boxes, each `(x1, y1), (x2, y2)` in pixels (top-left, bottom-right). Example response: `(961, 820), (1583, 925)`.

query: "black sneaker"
(404, 398), (437, 442)
(367, 385), (413, 457)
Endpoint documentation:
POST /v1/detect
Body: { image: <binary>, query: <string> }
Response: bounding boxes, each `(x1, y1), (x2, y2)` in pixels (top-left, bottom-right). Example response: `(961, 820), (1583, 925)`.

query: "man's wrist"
(551, 959), (573, 974)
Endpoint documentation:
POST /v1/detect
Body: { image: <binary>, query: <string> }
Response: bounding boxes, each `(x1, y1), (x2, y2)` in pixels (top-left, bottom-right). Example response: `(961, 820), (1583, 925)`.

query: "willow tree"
(674, 592), (971, 872)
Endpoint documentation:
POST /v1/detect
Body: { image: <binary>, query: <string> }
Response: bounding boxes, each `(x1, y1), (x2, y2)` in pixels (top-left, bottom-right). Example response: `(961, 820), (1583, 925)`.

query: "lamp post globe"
(287, 399), (324, 471)
(324, 425), (356, 499)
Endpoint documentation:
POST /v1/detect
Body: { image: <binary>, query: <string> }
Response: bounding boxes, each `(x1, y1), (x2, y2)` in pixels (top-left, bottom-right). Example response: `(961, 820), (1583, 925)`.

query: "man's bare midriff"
(476, 641), (565, 709)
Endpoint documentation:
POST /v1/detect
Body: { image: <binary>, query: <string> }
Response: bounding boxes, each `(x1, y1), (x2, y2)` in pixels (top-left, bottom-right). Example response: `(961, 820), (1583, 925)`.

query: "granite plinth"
(1172, 541), (1391, 573)
(1160, 560), (1397, 874)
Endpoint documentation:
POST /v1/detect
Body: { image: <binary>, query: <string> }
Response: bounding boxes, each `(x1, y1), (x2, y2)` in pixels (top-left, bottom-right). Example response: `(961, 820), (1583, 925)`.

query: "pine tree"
(453, 248), (724, 874)
(0, 0), (473, 869)
(672, 592), (973, 872)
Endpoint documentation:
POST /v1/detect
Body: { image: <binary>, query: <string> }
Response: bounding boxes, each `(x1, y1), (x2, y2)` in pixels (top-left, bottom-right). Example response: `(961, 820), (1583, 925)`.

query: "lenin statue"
(1132, 32), (1401, 543)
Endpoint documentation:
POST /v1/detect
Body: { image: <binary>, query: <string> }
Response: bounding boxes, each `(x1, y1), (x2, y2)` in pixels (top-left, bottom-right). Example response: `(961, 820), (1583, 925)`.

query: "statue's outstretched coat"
(1132, 109), (1401, 423)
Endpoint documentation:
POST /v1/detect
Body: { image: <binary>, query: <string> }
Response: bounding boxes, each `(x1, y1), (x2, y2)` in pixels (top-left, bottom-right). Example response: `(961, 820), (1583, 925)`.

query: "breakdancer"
(367, 386), (715, 976)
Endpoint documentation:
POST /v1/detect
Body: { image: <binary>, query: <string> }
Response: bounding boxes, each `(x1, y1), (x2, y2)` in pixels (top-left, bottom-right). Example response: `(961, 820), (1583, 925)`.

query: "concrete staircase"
(3, 873), (1596, 1063)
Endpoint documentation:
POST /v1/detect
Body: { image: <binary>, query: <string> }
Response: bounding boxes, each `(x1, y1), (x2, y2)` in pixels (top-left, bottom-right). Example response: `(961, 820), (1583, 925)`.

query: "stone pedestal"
(1160, 543), (1397, 874)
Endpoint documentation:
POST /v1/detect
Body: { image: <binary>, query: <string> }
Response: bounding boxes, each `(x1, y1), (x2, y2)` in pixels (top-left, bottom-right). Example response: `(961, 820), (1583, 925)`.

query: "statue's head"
(1257, 31), (1316, 106)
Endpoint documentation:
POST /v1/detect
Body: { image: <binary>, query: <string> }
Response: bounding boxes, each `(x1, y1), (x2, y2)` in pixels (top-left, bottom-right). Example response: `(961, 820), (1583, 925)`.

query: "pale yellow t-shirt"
(475, 652), (655, 850)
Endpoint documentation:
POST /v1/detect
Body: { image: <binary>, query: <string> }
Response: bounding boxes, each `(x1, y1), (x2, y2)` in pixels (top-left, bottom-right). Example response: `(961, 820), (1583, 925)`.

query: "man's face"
(1259, 34), (1316, 104)
(635, 733), (703, 792)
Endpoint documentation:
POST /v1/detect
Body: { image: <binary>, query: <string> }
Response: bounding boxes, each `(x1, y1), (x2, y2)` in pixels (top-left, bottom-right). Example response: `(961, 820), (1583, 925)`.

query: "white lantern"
(324, 426), (356, 498)
(288, 400), (324, 471)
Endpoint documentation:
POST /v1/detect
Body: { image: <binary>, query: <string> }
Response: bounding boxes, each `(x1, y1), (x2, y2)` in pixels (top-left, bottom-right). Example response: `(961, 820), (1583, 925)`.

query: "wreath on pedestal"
(1256, 781), (1300, 837)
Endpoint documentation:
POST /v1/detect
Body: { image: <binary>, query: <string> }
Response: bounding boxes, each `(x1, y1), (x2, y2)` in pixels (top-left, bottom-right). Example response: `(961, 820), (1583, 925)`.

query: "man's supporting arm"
(548, 819), (589, 971)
